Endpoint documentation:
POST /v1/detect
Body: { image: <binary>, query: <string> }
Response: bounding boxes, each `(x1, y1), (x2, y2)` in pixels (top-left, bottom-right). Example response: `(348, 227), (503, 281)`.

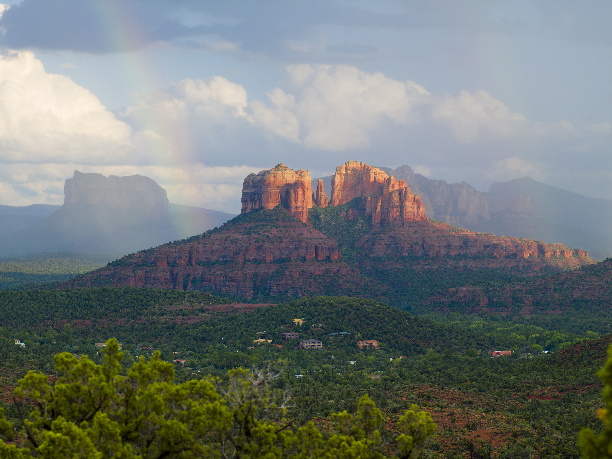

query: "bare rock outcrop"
(331, 161), (427, 225)
(313, 179), (329, 208)
(241, 161), (426, 227)
(356, 221), (591, 271)
(241, 164), (313, 223)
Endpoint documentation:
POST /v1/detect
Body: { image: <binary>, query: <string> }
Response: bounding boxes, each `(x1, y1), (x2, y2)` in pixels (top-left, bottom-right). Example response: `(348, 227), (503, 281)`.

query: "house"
(173, 359), (187, 367)
(311, 323), (324, 330)
(357, 340), (380, 350)
(13, 339), (25, 347)
(280, 332), (299, 340)
(489, 350), (512, 357)
(253, 338), (272, 344)
(299, 339), (323, 350)
(292, 318), (305, 327)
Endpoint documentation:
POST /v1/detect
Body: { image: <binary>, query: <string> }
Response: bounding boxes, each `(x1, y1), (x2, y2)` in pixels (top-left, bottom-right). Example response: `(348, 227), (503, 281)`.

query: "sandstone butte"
(65, 161), (594, 299)
(241, 160), (426, 225)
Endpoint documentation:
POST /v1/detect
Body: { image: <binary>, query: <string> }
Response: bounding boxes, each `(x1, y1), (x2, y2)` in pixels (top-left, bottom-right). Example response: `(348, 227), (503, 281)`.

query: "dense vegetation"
(0, 287), (610, 457)
(0, 253), (106, 290)
(0, 339), (438, 458)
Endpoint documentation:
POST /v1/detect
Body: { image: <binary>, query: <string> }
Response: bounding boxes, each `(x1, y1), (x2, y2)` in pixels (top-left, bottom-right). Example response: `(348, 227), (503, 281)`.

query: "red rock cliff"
(331, 161), (427, 225)
(241, 164), (313, 223)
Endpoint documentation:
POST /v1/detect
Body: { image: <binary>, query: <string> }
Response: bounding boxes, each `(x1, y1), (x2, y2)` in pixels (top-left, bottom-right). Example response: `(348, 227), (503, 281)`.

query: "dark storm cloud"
(0, 0), (437, 56)
(0, 0), (207, 52)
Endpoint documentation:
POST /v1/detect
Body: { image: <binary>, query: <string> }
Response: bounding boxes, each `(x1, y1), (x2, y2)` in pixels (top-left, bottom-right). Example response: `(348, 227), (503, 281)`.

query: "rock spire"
(331, 161), (427, 225)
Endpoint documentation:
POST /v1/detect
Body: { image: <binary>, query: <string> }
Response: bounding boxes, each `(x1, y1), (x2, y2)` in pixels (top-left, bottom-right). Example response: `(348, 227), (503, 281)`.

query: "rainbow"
(89, 2), (214, 237)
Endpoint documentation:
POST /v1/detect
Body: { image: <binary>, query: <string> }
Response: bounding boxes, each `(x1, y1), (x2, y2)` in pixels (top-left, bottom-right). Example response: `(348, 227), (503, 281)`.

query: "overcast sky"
(0, 0), (611, 213)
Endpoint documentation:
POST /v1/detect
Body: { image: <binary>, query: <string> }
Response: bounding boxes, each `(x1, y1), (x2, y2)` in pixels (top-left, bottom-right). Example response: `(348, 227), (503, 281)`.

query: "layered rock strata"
(356, 221), (591, 270)
(65, 161), (594, 301)
(331, 161), (427, 225)
(65, 214), (375, 299)
(241, 164), (313, 223)
(242, 161), (426, 227)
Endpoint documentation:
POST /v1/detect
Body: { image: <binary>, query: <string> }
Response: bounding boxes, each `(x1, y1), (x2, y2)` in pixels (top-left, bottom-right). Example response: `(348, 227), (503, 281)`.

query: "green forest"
(0, 282), (611, 457)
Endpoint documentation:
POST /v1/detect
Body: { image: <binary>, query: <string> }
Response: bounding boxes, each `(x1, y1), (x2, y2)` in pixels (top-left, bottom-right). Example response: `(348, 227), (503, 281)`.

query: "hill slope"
(424, 258), (612, 315)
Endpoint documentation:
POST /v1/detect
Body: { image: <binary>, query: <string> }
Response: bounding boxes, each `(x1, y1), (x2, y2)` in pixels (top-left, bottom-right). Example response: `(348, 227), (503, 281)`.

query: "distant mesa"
(64, 171), (169, 211)
(0, 171), (235, 259)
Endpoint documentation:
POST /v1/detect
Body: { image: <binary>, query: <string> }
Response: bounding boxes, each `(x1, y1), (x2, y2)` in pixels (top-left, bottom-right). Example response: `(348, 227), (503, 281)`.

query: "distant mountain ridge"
(0, 171), (235, 260)
(0, 204), (60, 236)
(2, 164), (609, 262)
(378, 166), (612, 260)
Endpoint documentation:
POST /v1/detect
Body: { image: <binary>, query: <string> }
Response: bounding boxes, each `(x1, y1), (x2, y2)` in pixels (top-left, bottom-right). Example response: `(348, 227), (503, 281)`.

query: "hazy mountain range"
(381, 165), (612, 260)
(0, 171), (235, 260)
(1, 165), (611, 261)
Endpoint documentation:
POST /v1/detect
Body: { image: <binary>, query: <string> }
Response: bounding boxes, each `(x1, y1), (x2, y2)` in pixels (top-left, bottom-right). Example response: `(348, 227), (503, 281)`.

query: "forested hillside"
(0, 289), (609, 456)
(0, 253), (106, 290)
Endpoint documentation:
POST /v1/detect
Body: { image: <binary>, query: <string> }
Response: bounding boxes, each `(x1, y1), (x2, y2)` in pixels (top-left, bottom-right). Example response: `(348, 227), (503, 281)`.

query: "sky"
(0, 0), (611, 213)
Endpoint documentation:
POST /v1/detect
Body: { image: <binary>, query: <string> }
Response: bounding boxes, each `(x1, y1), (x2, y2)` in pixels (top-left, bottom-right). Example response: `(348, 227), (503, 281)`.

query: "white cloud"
(250, 64), (431, 151)
(429, 90), (527, 143)
(3, 55), (609, 210)
(0, 50), (132, 164)
(247, 65), (532, 152)
(0, 3), (8, 20)
(125, 76), (248, 123)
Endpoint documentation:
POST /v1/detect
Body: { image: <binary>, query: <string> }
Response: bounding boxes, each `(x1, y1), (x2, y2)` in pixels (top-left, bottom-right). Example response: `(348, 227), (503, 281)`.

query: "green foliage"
(580, 344), (612, 458)
(0, 253), (107, 290)
(0, 287), (223, 331)
(0, 339), (437, 458)
(396, 405), (437, 459)
(309, 203), (373, 261)
(4, 339), (230, 458)
(0, 285), (608, 457)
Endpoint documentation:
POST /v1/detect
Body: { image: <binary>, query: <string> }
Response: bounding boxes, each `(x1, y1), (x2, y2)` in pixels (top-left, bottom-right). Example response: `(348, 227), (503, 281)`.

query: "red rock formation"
(241, 164), (313, 223)
(356, 221), (592, 271)
(64, 161), (594, 302)
(64, 214), (379, 299)
(331, 161), (427, 225)
(240, 161), (425, 226)
(313, 179), (329, 208)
